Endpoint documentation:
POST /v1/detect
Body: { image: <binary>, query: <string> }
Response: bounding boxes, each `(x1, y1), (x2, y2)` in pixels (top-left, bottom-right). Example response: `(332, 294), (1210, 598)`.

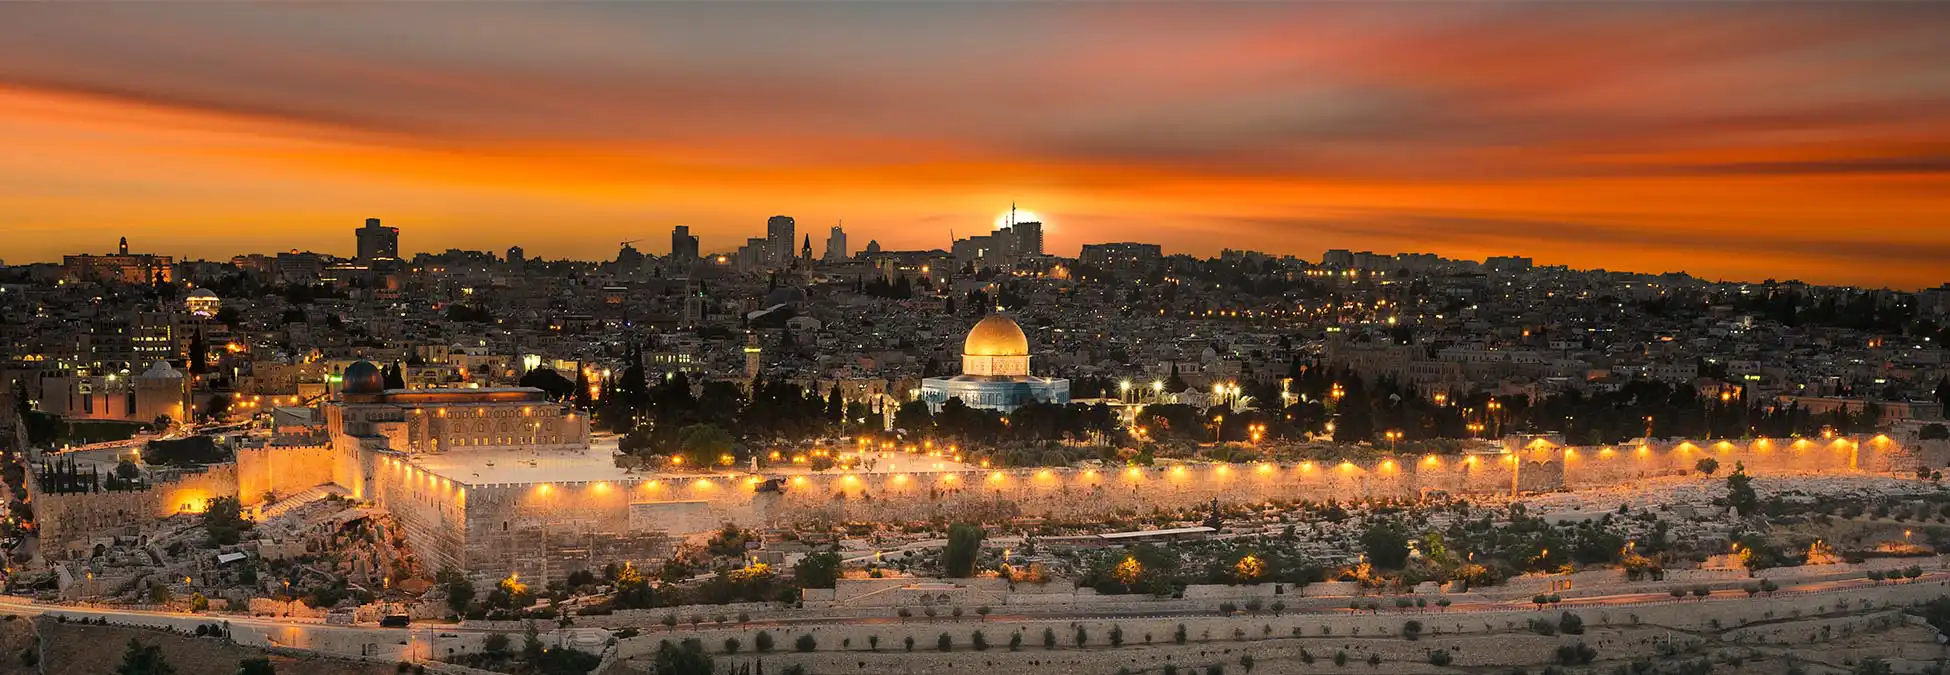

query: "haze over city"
(4, 3), (1950, 288)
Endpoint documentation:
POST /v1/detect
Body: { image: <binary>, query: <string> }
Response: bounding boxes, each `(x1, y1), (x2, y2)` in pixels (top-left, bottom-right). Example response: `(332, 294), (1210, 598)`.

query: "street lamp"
(1384, 429), (1403, 452)
(1119, 380), (1131, 403)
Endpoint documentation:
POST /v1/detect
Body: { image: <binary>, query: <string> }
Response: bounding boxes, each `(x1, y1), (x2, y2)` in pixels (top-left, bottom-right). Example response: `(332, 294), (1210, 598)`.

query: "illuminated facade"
(918, 314), (1070, 412)
(62, 237), (174, 284)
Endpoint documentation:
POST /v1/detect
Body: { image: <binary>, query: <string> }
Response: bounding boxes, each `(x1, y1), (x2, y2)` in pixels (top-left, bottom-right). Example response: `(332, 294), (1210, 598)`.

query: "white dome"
(139, 360), (184, 379)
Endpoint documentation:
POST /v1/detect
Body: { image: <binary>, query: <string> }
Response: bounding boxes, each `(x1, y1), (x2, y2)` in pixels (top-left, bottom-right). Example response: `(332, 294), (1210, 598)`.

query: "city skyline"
(5, 4), (1950, 288)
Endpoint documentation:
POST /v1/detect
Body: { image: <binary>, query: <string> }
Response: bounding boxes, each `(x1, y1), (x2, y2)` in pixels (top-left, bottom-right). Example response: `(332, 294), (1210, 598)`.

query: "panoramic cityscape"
(4, 4), (1950, 675)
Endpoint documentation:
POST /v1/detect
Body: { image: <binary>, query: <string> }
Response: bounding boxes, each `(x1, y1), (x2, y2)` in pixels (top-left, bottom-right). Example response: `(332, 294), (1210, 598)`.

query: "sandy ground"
(0, 615), (37, 675)
(28, 618), (402, 675)
(616, 608), (1950, 675)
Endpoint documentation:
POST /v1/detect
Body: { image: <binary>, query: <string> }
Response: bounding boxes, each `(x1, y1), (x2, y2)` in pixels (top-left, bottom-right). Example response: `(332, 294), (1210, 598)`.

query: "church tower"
(744, 332), (762, 382)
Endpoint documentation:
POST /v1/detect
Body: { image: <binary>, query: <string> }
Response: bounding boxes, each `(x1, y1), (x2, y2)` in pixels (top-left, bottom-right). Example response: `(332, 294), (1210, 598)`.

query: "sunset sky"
(3, 4), (1948, 288)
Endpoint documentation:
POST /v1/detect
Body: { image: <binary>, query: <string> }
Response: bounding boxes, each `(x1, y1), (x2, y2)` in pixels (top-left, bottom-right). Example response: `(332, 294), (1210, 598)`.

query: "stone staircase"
(258, 484), (349, 520)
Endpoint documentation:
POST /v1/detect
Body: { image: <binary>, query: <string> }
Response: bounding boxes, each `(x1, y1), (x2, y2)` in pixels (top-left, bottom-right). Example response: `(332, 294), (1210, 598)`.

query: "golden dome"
(963, 314), (1030, 357)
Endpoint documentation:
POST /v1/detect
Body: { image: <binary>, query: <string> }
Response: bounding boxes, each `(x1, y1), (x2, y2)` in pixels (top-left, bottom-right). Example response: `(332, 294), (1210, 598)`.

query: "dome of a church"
(342, 360), (385, 394)
(964, 314), (1030, 357)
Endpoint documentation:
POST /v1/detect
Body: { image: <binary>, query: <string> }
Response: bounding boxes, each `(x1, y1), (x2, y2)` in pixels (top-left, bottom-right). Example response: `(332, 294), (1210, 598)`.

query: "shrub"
(904, 636), (915, 652)
(1175, 623), (1189, 645)
(794, 634), (817, 652)
(484, 633), (511, 655)
(971, 630), (988, 651)
(869, 635), (879, 651)
(1558, 612), (1584, 635)
(1402, 620), (1423, 641)
(1334, 650), (1348, 667)
(1009, 631), (1022, 651)
(754, 631), (774, 653)
(1367, 653), (1381, 666)
(1270, 600), (1286, 616)
(1429, 649), (1453, 666)
(1240, 654), (1256, 673)
(722, 637), (740, 654)
(1556, 642), (1597, 665)
(1220, 601), (1238, 614)
(1244, 599), (1263, 615)
(1074, 625), (1089, 648)
(1044, 627), (1058, 649)
(1110, 624), (1125, 647)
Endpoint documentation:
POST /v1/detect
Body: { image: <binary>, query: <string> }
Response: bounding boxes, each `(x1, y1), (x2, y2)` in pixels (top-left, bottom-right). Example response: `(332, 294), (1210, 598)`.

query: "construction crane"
(619, 239), (642, 248)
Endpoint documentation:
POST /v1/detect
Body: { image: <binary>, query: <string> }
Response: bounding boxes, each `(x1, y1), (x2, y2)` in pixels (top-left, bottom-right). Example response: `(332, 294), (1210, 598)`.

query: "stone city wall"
(31, 463), (237, 556)
(671, 437), (1903, 530)
(423, 437), (1907, 576)
(456, 478), (669, 584)
(234, 442), (337, 508)
(371, 452), (471, 573)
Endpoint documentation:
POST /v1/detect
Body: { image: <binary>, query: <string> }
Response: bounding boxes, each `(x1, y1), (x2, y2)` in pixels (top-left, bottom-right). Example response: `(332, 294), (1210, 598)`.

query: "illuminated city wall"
(371, 453), (471, 573)
(234, 443), (337, 508)
(627, 436), (1912, 532)
(457, 480), (668, 584)
(31, 464), (237, 556)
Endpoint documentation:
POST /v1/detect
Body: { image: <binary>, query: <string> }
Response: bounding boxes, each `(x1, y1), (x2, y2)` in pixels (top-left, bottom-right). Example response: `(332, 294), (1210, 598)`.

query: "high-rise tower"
(766, 216), (795, 267)
(356, 218), (400, 261)
(825, 225), (848, 262)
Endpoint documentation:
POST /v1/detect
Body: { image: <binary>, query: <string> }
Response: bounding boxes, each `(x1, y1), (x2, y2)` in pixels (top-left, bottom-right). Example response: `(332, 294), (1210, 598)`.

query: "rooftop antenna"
(1010, 201), (1017, 227)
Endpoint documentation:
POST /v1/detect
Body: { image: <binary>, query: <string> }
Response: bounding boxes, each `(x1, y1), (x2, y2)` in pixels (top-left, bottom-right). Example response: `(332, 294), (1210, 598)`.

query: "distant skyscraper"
(669, 225), (699, 275)
(356, 218), (400, 261)
(736, 237), (769, 275)
(616, 241), (644, 270)
(766, 215), (795, 267)
(1013, 220), (1043, 258)
(825, 225), (848, 262)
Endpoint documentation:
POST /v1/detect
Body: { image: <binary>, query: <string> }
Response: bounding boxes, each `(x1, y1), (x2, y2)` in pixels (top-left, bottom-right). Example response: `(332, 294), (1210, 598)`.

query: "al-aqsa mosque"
(919, 314), (1070, 412)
